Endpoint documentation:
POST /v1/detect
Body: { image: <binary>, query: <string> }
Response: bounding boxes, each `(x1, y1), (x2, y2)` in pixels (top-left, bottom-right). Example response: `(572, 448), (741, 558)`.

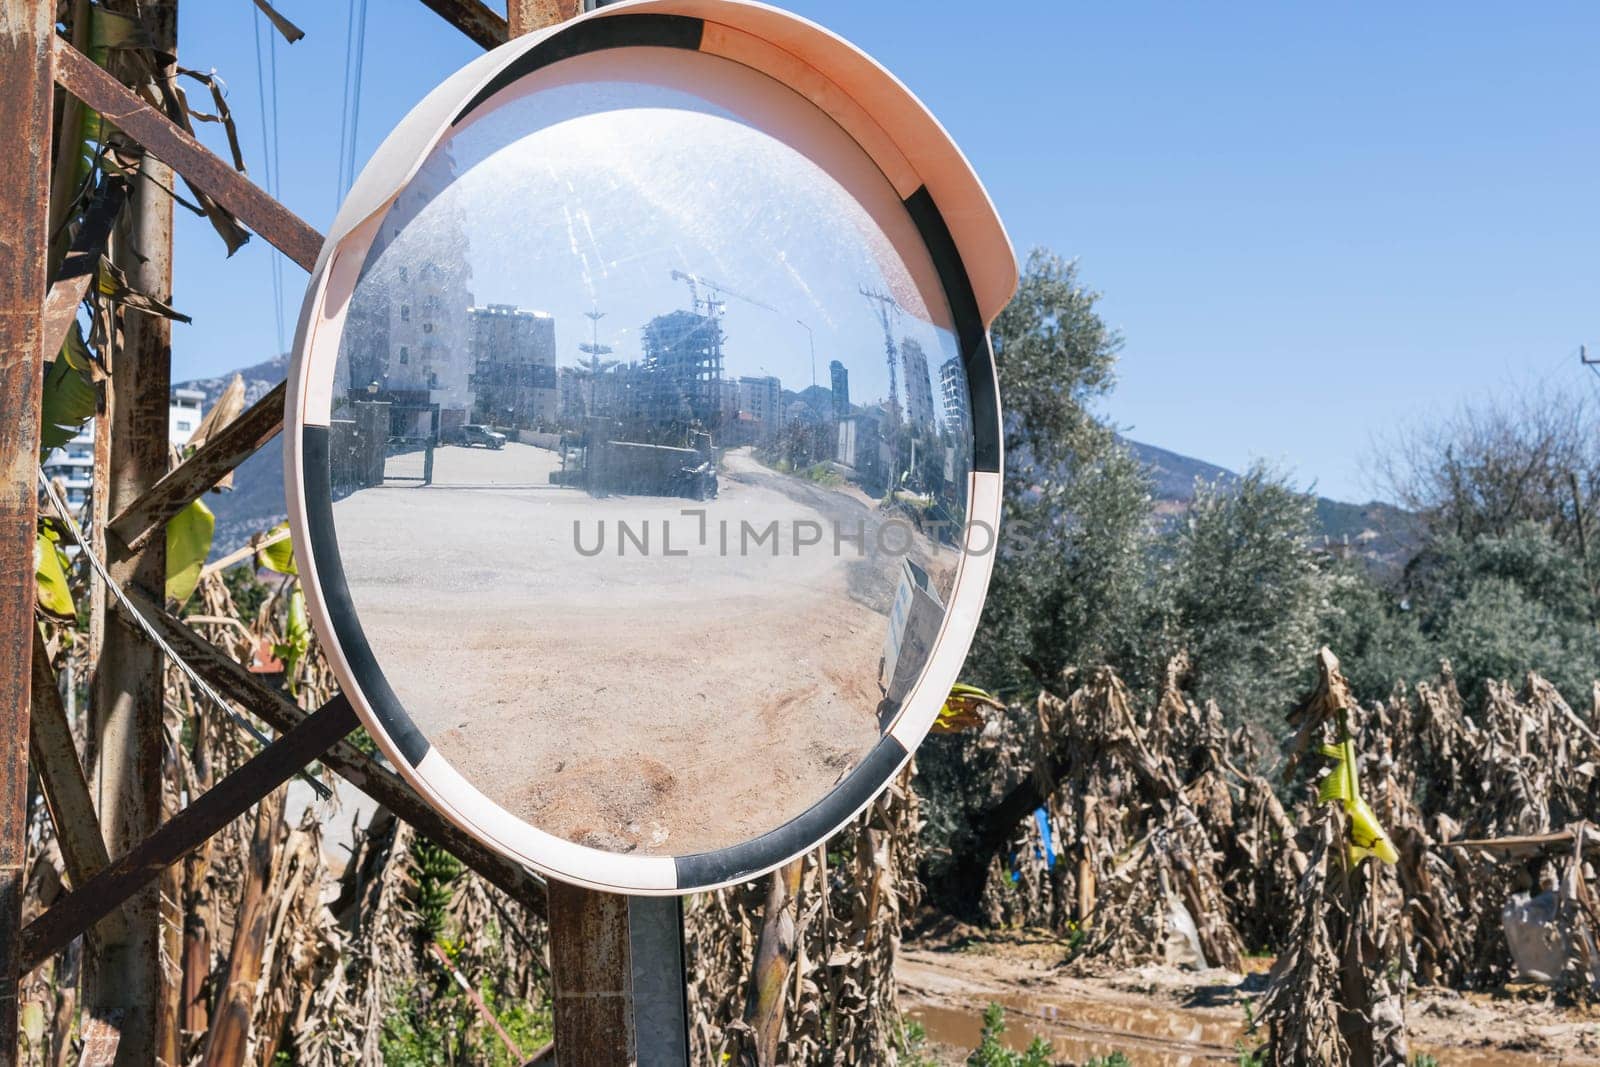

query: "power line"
(334, 0), (371, 206)
(251, 2), (286, 354)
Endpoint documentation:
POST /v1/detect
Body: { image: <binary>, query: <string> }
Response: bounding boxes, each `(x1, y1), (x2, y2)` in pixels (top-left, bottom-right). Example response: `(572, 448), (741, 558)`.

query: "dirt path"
(898, 933), (1600, 1065)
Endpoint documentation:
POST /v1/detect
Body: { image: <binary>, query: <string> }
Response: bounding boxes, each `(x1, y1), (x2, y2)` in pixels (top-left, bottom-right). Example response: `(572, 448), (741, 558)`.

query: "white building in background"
(340, 145), (476, 429)
(170, 387), (205, 446)
(938, 355), (969, 441)
(43, 386), (212, 515)
(42, 427), (95, 512)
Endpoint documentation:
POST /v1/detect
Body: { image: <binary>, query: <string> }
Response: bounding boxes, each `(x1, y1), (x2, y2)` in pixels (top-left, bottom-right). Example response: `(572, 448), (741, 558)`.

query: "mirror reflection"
(328, 71), (974, 856)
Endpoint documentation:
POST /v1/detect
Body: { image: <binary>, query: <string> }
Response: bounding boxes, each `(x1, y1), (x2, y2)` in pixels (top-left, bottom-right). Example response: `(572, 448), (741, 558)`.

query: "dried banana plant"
(687, 765), (923, 1065)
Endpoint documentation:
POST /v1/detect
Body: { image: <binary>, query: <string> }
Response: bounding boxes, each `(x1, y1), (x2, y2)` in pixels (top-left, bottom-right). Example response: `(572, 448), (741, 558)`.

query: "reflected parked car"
(453, 424), (506, 449)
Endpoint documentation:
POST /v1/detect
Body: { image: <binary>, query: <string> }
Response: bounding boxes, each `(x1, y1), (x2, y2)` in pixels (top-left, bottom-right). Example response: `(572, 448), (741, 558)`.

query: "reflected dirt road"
(332, 441), (954, 856)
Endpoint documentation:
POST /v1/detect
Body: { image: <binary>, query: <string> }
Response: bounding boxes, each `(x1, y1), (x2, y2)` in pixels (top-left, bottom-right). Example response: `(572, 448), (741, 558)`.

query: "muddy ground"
(331, 442), (954, 856)
(898, 929), (1600, 1066)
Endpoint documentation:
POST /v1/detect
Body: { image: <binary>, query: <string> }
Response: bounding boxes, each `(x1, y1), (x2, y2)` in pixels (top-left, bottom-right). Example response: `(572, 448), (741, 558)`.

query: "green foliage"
(272, 586), (310, 695)
(1404, 523), (1599, 704)
(1157, 464), (1332, 726)
(221, 564), (271, 620)
(897, 1019), (942, 1067)
(411, 836), (463, 942)
(968, 250), (1145, 697)
(1329, 521), (1600, 707)
(1085, 1055), (1132, 1067)
(800, 461), (843, 487)
(38, 323), (98, 458)
(966, 1003), (1053, 1067)
(378, 979), (550, 1067)
(164, 498), (215, 607)
(34, 522), (75, 620)
(257, 522), (298, 576)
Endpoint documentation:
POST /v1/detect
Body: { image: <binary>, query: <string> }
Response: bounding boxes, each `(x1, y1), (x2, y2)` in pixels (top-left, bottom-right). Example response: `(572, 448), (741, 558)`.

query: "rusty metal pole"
(0, 2), (54, 1061)
(86, 2), (177, 1060)
(547, 885), (689, 1067)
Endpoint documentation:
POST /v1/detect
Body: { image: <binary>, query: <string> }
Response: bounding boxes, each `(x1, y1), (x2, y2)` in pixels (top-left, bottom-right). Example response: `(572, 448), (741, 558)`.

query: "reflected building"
(837, 408), (884, 483)
(342, 146), (474, 430)
(591, 360), (650, 423)
(829, 359), (850, 419)
(469, 304), (557, 429)
(737, 374), (784, 438)
(939, 355), (968, 442)
(900, 337), (936, 435)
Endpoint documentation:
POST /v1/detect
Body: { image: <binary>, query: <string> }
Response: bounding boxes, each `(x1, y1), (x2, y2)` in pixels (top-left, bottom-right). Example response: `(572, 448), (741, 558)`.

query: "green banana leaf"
(34, 524), (75, 620)
(38, 322), (98, 458)
(257, 522), (297, 576)
(273, 586), (310, 694)
(165, 498), (215, 607)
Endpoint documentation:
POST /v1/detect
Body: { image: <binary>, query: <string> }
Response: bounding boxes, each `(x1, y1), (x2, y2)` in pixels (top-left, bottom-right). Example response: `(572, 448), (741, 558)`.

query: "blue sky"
(170, 1), (1598, 502)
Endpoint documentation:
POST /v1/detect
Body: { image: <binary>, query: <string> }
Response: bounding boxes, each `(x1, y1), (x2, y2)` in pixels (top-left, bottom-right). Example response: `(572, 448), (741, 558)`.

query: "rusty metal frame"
(18, 695), (360, 973)
(0, 1), (55, 1057)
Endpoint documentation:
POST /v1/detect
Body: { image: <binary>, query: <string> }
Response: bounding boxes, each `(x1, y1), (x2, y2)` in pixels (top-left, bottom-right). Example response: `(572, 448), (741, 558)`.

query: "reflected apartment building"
(341, 147), (475, 438)
(469, 304), (558, 430)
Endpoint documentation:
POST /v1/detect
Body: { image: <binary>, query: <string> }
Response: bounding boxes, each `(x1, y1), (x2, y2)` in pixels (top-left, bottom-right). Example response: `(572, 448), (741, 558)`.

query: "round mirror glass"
(302, 40), (992, 876)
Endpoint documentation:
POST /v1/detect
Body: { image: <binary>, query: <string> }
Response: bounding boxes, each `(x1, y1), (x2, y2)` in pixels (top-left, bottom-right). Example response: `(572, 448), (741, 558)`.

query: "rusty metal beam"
(0, 1), (55, 1060)
(51, 36), (322, 272)
(418, 0), (508, 49)
(28, 631), (115, 894)
(126, 588), (548, 913)
(41, 173), (127, 363)
(507, 0), (581, 36)
(19, 695), (359, 973)
(107, 381), (285, 551)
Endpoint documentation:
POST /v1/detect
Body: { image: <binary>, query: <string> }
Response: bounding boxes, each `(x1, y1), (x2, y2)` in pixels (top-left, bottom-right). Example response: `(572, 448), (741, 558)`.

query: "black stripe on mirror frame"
(302, 425), (432, 767)
(672, 735), (908, 888)
(453, 14), (706, 125)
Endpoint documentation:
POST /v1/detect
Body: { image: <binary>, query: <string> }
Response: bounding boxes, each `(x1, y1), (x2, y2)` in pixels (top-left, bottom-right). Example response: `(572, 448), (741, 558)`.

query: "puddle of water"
(909, 992), (1241, 1066)
(909, 992), (1564, 1066)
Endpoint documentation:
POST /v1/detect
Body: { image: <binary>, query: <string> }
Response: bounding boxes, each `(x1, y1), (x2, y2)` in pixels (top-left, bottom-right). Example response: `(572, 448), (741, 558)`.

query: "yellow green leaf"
(257, 522), (297, 576)
(165, 498), (215, 607)
(34, 525), (75, 620)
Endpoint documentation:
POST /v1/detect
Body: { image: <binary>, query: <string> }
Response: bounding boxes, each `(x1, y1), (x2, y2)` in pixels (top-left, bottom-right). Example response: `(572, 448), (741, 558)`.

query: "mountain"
(1119, 437), (1416, 571)
(176, 355), (289, 557)
(178, 358), (1418, 570)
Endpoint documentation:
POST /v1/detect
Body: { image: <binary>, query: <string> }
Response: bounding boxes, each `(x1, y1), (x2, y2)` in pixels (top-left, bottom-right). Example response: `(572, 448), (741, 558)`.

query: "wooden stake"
(0, 2), (54, 1061)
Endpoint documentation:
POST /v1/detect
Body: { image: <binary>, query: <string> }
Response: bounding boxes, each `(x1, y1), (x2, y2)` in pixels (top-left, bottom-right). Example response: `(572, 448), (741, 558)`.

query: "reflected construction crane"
(670, 269), (780, 321)
(859, 285), (900, 424)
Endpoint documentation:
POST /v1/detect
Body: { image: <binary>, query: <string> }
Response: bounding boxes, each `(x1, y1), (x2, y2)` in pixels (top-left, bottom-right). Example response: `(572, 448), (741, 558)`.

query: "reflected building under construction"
(640, 309), (725, 430)
(939, 355), (968, 442)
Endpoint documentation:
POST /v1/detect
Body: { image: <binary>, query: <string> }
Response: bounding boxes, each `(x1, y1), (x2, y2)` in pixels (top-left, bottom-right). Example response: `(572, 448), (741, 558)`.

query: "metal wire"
(37, 469), (332, 800)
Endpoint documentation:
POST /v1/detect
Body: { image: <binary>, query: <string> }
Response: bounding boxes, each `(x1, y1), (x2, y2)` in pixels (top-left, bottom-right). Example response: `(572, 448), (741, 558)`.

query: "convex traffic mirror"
(286, 0), (1016, 893)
